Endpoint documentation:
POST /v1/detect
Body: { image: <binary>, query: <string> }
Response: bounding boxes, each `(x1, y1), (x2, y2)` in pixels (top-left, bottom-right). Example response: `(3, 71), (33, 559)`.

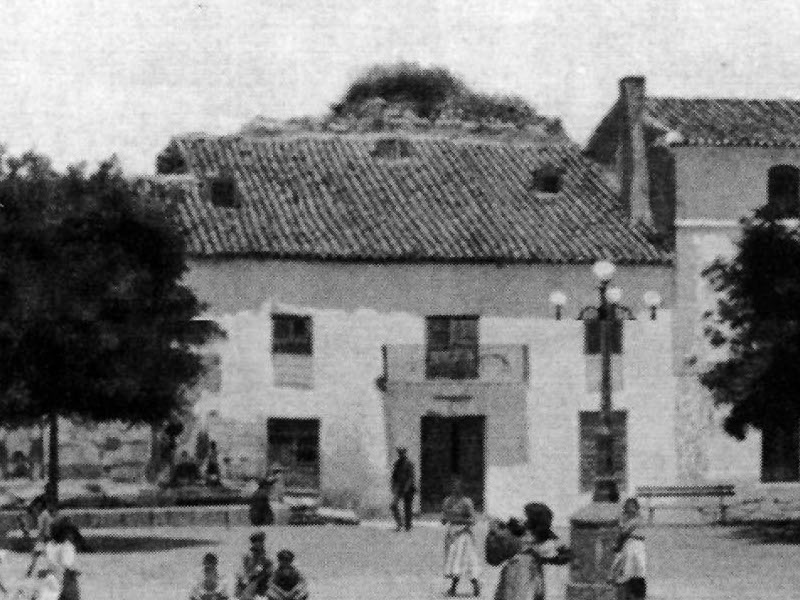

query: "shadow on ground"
(5, 535), (218, 554)
(726, 523), (800, 544)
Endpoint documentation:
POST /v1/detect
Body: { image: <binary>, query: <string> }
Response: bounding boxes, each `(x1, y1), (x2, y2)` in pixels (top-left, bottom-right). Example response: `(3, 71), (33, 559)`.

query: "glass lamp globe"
(549, 290), (567, 307)
(592, 260), (616, 282)
(607, 287), (623, 304)
(643, 290), (662, 308)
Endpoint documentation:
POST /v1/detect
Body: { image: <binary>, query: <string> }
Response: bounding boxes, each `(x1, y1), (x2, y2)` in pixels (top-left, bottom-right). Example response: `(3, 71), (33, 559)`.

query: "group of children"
(7, 495), (84, 600)
(190, 532), (308, 600)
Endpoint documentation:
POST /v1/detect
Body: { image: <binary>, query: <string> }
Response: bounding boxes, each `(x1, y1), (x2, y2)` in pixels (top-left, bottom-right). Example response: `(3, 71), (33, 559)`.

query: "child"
(235, 532), (273, 600)
(267, 550), (308, 600)
(190, 553), (230, 600)
(609, 498), (647, 600)
(34, 568), (61, 600)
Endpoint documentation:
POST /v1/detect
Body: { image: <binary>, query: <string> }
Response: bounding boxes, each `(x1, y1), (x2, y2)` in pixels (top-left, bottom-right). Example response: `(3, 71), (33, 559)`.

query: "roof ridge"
(172, 131), (581, 152)
(648, 95), (800, 104)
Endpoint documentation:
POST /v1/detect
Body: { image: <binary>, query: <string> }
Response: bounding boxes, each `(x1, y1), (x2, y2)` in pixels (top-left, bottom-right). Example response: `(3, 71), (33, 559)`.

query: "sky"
(4, 0), (800, 174)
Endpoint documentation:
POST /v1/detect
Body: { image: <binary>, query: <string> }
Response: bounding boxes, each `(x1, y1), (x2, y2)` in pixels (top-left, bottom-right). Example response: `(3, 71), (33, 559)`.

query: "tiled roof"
(157, 134), (670, 264)
(645, 97), (800, 147)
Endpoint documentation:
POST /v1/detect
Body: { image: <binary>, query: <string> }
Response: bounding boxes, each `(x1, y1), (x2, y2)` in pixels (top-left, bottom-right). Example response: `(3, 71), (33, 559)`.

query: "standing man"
(390, 447), (416, 532)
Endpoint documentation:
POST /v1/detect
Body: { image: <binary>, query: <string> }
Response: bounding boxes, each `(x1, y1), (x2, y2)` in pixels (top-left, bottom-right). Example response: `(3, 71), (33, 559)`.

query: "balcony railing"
(384, 344), (529, 383)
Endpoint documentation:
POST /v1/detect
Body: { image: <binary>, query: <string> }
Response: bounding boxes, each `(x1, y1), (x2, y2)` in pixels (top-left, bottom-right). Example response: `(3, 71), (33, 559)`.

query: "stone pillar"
(565, 503), (620, 600)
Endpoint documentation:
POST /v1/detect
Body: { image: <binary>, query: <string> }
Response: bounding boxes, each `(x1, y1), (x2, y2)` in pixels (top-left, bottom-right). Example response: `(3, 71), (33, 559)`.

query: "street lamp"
(556, 260), (663, 600)
(550, 260), (660, 502)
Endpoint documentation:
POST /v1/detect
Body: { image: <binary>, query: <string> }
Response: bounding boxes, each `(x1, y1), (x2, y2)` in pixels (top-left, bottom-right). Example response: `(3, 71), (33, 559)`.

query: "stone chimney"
(618, 76), (652, 226)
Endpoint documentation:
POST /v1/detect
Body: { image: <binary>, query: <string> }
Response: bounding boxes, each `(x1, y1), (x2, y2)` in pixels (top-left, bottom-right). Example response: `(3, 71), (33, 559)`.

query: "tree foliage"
(0, 149), (221, 435)
(332, 62), (560, 130)
(700, 211), (800, 439)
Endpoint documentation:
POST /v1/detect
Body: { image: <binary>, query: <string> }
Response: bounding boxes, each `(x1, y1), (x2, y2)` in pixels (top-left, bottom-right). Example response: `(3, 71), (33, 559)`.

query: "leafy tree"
(335, 63), (465, 119)
(700, 211), (800, 439)
(332, 62), (563, 131)
(0, 149), (221, 503)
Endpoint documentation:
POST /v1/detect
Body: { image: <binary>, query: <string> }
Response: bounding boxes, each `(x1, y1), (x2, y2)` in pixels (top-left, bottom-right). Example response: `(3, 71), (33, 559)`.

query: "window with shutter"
(767, 165), (800, 218)
(578, 410), (628, 493)
(425, 316), (479, 379)
(583, 319), (623, 355)
(272, 315), (313, 355)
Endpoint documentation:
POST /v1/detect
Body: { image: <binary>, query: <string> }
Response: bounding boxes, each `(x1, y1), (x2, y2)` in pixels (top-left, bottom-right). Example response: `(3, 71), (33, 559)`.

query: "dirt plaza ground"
(1, 521), (798, 600)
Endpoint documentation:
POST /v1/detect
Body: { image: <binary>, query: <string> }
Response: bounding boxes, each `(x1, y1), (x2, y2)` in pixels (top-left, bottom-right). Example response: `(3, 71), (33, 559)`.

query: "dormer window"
(371, 138), (412, 160)
(209, 175), (238, 208)
(531, 164), (564, 194)
(767, 165), (800, 218)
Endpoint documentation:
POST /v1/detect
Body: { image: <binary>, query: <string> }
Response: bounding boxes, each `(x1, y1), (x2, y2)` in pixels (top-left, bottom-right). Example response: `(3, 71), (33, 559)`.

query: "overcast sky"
(3, 0), (800, 174)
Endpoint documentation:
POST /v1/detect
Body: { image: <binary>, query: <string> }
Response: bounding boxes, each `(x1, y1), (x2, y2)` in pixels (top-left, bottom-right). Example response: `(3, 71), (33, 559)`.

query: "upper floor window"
(209, 175), (239, 208)
(425, 316), (479, 379)
(767, 165), (800, 218)
(584, 319), (624, 355)
(272, 314), (313, 356)
(530, 164), (564, 194)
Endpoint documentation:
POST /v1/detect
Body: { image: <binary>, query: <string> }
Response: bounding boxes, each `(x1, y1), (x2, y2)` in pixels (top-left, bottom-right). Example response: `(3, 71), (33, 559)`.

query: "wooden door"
(420, 415), (485, 512)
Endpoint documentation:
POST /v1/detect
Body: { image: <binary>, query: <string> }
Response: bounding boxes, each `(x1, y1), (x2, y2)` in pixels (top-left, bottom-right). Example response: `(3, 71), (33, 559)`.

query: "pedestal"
(565, 502), (620, 600)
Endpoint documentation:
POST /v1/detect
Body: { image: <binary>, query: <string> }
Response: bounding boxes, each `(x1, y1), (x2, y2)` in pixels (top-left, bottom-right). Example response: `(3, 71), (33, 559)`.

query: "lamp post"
(590, 260), (620, 502)
(550, 261), (661, 600)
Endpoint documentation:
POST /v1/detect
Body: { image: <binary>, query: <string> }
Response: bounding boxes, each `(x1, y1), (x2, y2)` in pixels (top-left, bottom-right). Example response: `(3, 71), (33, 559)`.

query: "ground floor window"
(267, 418), (321, 491)
(578, 410), (628, 493)
(761, 420), (800, 482)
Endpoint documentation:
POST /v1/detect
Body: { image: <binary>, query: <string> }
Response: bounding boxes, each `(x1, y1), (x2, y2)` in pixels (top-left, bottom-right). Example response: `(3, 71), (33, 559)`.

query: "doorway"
(420, 415), (485, 512)
(267, 418), (320, 492)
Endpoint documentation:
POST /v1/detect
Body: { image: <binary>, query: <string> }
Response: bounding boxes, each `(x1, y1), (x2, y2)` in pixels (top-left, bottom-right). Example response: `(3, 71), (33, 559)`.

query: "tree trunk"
(47, 412), (59, 507)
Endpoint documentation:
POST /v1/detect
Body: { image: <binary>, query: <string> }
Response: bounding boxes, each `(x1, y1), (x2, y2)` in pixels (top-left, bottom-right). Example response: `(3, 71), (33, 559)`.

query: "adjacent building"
(587, 76), (800, 487)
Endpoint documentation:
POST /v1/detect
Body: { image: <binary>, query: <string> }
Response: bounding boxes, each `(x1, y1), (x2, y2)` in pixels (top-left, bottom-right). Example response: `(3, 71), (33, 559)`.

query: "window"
(272, 315), (313, 355)
(425, 316), (479, 379)
(584, 319), (624, 354)
(531, 164), (564, 194)
(579, 410), (628, 493)
(767, 165), (800, 218)
(268, 418), (320, 491)
(209, 175), (238, 208)
(761, 420), (800, 482)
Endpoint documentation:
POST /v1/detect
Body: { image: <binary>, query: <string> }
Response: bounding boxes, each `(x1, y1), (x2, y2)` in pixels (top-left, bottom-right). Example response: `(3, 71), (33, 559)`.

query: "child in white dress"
(609, 498), (647, 600)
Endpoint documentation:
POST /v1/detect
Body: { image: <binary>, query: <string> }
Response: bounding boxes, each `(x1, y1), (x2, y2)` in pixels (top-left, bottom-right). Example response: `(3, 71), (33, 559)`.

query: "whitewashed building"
(153, 133), (676, 518)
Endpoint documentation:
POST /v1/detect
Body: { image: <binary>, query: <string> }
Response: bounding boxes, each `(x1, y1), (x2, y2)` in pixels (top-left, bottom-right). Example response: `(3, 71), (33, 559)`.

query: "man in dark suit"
(390, 447), (416, 531)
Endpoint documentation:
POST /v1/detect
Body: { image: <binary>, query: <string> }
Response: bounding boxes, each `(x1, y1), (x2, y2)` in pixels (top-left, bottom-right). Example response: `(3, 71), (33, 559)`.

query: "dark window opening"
(425, 316), (479, 379)
(584, 319), (624, 355)
(579, 410), (628, 492)
(272, 315), (313, 355)
(531, 164), (564, 194)
(268, 418), (320, 490)
(761, 420), (800, 482)
(767, 165), (800, 218)
(209, 176), (238, 208)
(371, 138), (413, 160)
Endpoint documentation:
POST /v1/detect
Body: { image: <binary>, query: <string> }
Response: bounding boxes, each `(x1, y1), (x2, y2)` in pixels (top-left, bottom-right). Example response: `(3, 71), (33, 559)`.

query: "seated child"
(267, 550), (308, 600)
(190, 553), (230, 600)
(609, 498), (647, 600)
(33, 568), (60, 600)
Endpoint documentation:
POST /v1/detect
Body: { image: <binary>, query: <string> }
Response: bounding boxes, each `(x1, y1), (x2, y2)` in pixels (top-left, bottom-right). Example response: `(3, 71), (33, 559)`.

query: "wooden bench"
(637, 484), (735, 524)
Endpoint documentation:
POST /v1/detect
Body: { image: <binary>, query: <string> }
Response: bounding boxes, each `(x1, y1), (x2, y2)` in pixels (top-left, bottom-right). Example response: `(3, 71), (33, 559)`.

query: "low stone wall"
(0, 503), (360, 530)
